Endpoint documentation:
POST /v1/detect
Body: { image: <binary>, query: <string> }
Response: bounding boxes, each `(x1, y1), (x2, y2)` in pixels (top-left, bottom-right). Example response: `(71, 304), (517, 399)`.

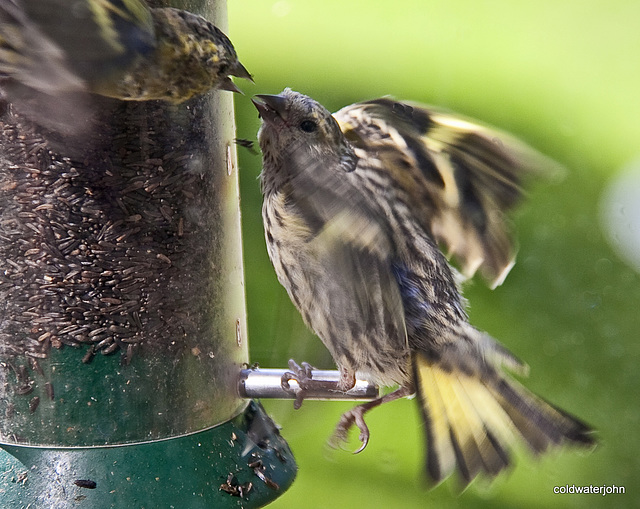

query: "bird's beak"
(252, 94), (288, 123)
(231, 61), (254, 83)
(219, 77), (243, 94)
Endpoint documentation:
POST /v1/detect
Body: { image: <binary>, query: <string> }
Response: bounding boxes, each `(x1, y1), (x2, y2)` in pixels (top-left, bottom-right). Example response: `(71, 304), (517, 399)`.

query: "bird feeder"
(0, 1), (296, 506)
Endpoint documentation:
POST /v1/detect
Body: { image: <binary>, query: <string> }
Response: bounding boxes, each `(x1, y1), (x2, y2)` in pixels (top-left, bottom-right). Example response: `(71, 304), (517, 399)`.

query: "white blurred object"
(600, 159), (640, 273)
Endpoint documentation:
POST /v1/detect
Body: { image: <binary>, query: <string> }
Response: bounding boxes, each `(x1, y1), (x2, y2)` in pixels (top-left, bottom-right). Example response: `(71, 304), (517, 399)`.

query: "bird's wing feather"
(0, 0), (155, 95)
(0, 0), (84, 93)
(285, 149), (409, 377)
(335, 98), (561, 288)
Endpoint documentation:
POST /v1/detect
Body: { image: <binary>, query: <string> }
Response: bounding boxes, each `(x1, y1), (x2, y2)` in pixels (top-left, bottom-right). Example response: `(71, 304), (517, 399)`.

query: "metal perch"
(238, 368), (379, 401)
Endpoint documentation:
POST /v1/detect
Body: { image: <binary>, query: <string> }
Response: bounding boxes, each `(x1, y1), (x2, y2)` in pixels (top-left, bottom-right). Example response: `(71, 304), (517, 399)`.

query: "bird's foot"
(328, 385), (414, 453)
(281, 359), (315, 409)
(281, 359), (354, 409)
(329, 404), (371, 453)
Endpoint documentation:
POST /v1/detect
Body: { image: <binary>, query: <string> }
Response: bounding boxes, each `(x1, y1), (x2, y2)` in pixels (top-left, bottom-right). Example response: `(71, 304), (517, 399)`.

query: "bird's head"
(253, 89), (358, 191)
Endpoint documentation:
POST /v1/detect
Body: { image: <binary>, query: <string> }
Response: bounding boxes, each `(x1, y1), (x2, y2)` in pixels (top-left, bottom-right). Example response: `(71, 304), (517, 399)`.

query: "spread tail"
(412, 349), (595, 486)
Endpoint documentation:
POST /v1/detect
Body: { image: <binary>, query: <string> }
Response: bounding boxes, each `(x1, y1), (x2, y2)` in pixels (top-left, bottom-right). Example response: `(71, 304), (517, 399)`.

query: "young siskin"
(0, 0), (251, 103)
(253, 89), (595, 486)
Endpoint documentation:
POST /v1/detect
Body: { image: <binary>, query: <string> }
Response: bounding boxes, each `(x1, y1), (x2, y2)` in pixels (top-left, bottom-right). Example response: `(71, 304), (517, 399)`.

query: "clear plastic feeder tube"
(0, 2), (248, 448)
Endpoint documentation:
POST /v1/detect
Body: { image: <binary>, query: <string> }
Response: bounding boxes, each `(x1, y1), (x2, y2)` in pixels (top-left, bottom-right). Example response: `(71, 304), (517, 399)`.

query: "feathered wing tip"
(423, 110), (565, 287)
(412, 351), (595, 487)
(335, 98), (566, 288)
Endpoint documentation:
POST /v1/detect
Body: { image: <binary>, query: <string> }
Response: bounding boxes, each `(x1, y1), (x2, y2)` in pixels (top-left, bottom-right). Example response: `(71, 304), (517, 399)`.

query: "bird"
(252, 88), (595, 486)
(0, 0), (251, 103)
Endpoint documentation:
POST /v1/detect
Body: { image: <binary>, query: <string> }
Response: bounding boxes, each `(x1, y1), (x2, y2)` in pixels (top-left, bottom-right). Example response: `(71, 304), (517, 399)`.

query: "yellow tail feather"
(413, 352), (594, 485)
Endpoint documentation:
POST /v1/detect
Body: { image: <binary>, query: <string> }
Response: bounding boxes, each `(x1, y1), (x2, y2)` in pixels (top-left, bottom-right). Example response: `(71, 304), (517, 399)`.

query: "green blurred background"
(227, 1), (640, 507)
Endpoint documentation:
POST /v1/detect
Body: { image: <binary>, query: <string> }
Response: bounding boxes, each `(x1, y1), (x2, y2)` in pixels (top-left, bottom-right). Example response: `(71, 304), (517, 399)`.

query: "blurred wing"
(0, 0), (155, 139)
(335, 98), (562, 288)
(0, 0), (84, 94)
(314, 226), (409, 377)
(286, 150), (409, 375)
(1, 0), (155, 91)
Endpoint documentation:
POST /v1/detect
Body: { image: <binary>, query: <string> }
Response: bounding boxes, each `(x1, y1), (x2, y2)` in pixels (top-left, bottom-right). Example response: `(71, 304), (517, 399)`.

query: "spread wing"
(335, 98), (561, 288)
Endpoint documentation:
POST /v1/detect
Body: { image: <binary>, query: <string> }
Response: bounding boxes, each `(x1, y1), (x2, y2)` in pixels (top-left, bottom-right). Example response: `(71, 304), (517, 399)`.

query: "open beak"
(219, 77), (243, 94)
(219, 62), (253, 94)
(251, 94), (288, 124)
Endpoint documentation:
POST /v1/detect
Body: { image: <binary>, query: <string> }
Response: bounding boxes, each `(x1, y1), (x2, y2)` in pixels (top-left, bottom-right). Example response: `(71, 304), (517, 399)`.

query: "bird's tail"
(412, 336), (595, 486)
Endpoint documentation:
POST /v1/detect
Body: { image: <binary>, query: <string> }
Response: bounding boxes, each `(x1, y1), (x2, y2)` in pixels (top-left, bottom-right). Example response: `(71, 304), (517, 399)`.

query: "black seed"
(45, 382), (54, 400)
(16, 365), (29, 383)
(27, 356), (44, 375)
(101, 343), (119, 355)
(29, 396), (40, 413)
(16, 384), (33, 395)
(1, 95), (223, 378)
(81, 346), (96, 364)
(74, 479), (97, 489)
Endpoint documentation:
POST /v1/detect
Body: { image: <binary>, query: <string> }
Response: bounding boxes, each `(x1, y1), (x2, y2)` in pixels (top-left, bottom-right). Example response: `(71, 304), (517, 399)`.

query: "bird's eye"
(299, 120), (318, 133)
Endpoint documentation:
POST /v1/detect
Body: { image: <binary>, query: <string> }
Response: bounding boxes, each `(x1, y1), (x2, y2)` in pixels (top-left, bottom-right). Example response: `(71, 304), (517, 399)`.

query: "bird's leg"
(329, 385), (414, 453)
(281, 359), (356, 409)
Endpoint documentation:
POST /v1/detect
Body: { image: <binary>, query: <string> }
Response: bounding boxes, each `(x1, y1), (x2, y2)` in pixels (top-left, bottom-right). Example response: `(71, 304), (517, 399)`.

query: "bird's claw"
(329, 406), (371, 454)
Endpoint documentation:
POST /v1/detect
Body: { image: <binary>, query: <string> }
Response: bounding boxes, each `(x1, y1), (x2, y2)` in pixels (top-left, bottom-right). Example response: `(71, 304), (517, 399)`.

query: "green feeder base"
(0, 401), (296, 508)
